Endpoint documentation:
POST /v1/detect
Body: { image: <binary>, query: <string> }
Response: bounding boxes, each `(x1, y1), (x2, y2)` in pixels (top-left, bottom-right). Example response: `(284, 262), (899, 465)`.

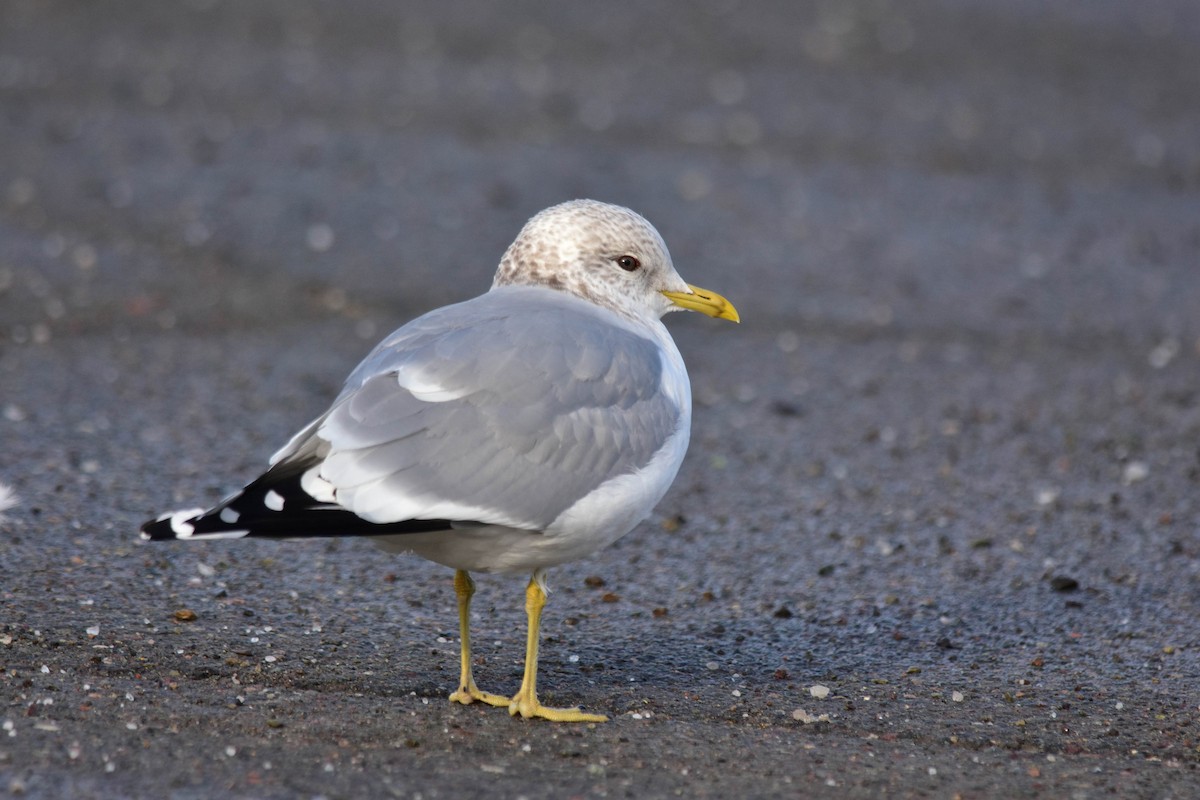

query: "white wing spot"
(0, 481), (20, 517)
(169, 508), (205, 538)
(301, 467), (337, 504)
(219, 507), (241, 524)
(264, 490), (285, 512)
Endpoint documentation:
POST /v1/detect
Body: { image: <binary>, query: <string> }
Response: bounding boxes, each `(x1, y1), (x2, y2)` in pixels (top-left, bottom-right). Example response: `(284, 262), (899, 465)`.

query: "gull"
(141, 199), (739, 722)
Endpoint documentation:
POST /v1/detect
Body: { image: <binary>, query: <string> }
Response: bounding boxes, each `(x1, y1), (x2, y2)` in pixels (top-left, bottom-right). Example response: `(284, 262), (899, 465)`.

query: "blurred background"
(2, 0), (1197, 347)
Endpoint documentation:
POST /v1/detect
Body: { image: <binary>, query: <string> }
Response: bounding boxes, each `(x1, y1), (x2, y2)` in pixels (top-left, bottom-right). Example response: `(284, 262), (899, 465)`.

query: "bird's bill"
(662, 284), (740, 323)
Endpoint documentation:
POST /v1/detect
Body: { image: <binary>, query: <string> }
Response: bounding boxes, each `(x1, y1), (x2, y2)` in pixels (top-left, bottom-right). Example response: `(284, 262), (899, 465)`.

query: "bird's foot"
(508, 688), (607, 723)
(449, 681), (510, 708)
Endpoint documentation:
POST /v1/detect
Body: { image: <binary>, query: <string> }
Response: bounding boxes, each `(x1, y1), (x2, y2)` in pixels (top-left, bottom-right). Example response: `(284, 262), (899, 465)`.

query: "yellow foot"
(449, 682), (510, 708)
(508, 692), (607, 723)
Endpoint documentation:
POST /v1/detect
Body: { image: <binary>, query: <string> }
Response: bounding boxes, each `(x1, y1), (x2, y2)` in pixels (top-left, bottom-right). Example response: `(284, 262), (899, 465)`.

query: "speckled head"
(492, 200), (692, 320)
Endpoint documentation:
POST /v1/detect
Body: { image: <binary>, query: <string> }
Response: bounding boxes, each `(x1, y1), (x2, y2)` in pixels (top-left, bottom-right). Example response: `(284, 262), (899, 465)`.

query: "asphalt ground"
(1, 1), (1199, 797)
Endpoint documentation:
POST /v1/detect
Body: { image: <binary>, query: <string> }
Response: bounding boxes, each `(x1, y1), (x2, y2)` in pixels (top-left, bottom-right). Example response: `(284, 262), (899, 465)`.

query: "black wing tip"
(140, 517), (169, 540)
(139, 501), (460, 542)
(139, 507), (208, 541)
(140, 467), (467, 543)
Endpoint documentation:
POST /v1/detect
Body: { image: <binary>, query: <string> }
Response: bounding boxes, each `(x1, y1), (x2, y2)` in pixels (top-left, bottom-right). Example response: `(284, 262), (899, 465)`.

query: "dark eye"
(616, 255), (641, 272)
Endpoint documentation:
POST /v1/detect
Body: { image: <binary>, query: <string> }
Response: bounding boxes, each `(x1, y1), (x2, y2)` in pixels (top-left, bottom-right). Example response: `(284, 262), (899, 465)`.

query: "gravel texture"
(2, 1), (1199, 797)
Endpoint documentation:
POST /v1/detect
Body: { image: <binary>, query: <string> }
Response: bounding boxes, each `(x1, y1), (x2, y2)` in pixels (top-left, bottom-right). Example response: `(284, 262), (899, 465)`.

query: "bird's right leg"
(448, 570), (509, 707)
(507, 570), (607, 722)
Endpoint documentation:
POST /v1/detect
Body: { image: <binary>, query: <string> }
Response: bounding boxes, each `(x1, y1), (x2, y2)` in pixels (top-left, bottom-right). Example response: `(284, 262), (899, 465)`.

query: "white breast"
(536, 319), (692, 563)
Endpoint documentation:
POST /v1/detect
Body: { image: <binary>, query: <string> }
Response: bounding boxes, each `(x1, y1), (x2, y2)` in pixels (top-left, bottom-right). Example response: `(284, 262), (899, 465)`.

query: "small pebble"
(1121, 461), (1149, 485)
(306, 223), (335, 252)
(1050, 575), (1079, 592)
(1036, 488), (1059, 507)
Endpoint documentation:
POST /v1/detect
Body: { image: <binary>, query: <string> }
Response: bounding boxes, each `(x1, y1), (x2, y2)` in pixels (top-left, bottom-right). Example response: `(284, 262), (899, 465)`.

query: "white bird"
(142, 199), (739, 722)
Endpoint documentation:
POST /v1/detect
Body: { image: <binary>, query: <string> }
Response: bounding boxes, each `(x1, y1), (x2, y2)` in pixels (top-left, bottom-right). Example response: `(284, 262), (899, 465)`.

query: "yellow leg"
(448, 570), (508, 708)
(508, 571), (607, 723)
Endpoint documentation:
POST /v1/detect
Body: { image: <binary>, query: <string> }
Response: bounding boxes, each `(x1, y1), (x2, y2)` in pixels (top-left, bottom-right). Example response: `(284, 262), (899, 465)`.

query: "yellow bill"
(662, 284), (740, 323)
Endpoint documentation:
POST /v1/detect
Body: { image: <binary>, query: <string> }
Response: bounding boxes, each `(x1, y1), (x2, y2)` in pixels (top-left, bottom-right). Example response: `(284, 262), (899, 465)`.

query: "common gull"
(141, 199), (739, 722)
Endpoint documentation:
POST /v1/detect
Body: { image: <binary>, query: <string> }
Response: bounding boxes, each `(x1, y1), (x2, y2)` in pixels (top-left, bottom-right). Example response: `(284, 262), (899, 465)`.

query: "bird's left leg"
(508, 569), (607, 722)
(448, 569), (509, 707)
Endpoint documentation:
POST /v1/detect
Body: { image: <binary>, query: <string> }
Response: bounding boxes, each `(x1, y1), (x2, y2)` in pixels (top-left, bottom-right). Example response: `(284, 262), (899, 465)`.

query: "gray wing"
(275, 287), (682, 530)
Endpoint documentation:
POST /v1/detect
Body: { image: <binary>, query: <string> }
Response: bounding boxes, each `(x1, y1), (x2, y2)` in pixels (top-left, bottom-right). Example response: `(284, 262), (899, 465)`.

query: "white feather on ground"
(0, 482), (20, 524)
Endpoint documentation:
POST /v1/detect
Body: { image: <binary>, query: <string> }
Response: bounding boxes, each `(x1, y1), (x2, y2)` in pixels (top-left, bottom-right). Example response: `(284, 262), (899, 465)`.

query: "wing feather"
(279, 286), (681, 530)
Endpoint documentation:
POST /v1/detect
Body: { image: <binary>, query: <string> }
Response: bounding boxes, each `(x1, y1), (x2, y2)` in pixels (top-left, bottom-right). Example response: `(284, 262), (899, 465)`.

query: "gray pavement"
(2, 1), (1200, 797)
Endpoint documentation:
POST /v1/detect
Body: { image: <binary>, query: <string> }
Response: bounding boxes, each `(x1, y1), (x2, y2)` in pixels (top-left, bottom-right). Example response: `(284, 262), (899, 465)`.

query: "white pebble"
(306, 223), (335, 252)
(1035, 487), (1059, 507)
(791, 708), (829, 724)
(809, 684), (830, 699)
(1121, 462), (1149, 485)
(0, 483), (20, 519)
(1148, 338), (1179, 369)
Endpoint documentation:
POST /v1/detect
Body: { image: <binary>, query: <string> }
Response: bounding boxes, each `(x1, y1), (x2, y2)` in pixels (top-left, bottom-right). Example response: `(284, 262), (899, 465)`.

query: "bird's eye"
(616, 255), (641, 272)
